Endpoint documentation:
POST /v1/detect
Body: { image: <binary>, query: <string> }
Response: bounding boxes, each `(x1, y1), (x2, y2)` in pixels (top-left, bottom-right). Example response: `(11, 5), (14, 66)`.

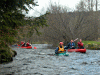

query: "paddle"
(73, 38), (78, 42)
(17, 43), (28, 48)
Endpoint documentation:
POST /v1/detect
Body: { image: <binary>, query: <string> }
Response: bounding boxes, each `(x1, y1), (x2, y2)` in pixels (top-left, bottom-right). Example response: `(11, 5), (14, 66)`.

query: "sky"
(25, 0), (81, 17)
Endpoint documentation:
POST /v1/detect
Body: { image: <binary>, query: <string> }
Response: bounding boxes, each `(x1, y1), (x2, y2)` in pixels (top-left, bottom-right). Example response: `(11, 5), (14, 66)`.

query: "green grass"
(83, 41), (100, 45)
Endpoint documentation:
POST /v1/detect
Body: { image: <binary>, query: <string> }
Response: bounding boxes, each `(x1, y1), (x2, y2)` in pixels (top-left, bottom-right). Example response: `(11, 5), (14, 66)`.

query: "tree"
(42, 3), (75, 46)
(0, 0), (47, 47)
(76, 0), (87, 11)
(74, 0), (99, 40)
(17, 12), (49, 42)
(0, 0), (37, 62)
(28, 1), (99, 46)
(79, 0), (99, 11)
(96, 0), (98, 11)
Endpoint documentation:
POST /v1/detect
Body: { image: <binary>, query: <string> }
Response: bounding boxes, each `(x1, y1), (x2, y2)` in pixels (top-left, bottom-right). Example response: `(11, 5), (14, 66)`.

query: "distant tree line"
(30, 0), (100, 46)
(10, 0), (100, 46)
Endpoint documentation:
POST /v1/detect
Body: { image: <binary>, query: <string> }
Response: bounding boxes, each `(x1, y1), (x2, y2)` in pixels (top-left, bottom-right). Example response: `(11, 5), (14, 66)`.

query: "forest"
(19, 0), (100, 46)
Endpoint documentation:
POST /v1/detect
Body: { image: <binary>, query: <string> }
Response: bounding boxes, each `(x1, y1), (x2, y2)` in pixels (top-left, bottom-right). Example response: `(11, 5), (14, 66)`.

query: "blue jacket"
(67, 42), (75, 49)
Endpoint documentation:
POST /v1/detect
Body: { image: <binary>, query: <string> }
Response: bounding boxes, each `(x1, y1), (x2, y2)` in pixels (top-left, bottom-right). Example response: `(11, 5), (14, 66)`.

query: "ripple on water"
(0, 45), (100, 75)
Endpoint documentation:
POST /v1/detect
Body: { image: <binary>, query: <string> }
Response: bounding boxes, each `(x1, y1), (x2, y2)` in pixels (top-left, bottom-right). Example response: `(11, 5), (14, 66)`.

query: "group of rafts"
(17, 39), (86, 56)
(55, 39), (86, 56)
(17, 41), (32, 49)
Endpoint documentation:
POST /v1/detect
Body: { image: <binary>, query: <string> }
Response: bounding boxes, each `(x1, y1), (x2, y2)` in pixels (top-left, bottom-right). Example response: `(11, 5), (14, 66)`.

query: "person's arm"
(67, 43), (70, 47)
(64, 46), (68, 49)
(72, 42), (75, 47)
(74, 43), (75, 47)
(55, 47), (59, 54)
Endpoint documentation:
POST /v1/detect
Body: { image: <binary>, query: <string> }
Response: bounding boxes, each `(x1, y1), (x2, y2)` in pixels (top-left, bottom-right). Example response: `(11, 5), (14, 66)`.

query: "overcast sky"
(25, 0), (81, 17)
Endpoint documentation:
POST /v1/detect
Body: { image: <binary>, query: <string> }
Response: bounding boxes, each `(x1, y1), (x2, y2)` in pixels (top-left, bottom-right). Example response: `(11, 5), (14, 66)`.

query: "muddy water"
(0, 44), (100, 75)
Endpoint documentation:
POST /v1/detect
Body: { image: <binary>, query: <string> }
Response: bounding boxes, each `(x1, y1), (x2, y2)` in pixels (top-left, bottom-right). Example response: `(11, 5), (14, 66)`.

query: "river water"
(0, 44), (100, 75)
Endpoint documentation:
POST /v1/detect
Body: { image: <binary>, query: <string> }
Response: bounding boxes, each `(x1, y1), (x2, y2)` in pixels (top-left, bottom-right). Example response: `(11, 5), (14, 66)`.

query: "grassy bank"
(83, 41), (100, 50)
(0, 41), (17, 64)
(0, 48), (17, 64)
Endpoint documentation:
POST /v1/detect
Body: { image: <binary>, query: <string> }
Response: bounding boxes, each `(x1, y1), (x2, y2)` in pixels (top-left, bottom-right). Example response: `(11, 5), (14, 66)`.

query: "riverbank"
(83, 41), (100, 50)
(31, 41), (100, 50)
(0, 45), (17, 64)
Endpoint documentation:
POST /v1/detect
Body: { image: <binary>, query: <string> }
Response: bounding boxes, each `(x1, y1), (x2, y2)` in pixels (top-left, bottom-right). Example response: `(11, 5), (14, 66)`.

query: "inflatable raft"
(68, 48), (86, 53)
(21, 46), (32, 49)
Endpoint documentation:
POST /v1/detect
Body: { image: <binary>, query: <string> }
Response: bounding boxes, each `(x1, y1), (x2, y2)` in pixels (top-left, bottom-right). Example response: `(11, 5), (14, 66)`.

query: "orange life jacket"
(58, 46), (65, 53)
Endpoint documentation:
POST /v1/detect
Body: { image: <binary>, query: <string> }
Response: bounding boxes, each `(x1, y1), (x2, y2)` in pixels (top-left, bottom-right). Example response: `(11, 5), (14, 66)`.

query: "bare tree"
(96, 0), (98, 11)
(81, 0), (99, 11)
(29, 0), (100, 46)
(43, 3), (74, 46)
(74, 0), (99, 40)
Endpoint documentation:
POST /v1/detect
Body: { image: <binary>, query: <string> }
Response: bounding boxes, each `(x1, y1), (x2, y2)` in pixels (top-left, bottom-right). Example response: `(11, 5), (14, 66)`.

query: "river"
(0, 44), (100, 75)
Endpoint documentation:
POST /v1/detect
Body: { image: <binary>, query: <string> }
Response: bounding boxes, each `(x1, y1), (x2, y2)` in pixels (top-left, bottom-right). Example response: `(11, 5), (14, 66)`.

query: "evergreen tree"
(0, 0), (48, 47)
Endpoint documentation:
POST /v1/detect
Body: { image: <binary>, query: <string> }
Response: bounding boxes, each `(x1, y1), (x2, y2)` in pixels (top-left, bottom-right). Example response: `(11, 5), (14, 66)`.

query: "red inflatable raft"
(21, 46), (32, 49)
(68, 48), (86, 53)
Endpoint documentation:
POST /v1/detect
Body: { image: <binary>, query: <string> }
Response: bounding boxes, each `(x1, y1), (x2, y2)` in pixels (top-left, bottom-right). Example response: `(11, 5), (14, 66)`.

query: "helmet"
(21, 41), (24, 44)
(59, 42), (63, 45)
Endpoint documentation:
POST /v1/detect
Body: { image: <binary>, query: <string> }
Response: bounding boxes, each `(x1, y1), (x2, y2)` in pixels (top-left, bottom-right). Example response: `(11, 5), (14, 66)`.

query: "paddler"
(67, 40), (75, 49)
(21, 41), (24, 45)
(21, 42), (26, 47)
(78, 39), (84, 49)
(55, 42), (66, 54)
(26, 41), (31, 46)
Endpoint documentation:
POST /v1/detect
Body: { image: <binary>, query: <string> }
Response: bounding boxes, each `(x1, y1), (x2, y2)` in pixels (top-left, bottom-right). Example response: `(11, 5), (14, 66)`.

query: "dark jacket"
(67, 42), (75, 49)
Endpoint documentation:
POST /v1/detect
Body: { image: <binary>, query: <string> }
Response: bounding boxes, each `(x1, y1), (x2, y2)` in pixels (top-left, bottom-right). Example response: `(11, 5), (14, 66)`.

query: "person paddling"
(26, 41), (31, 47)
(55, 42), (66, 54)
(21, 41), (24, 45)
(78, 39), (84, 49)
(21, 42), (26, 47)
(67, 40), (75, 49)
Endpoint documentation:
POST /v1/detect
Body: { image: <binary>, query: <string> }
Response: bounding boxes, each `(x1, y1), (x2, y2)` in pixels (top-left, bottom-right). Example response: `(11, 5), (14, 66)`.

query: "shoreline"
(0, 47), (17, 64)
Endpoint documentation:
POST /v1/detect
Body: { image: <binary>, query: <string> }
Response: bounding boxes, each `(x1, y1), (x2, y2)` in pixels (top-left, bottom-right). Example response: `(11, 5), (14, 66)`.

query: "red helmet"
(21, 41), (24, 44)
(59, 42), (63, 45)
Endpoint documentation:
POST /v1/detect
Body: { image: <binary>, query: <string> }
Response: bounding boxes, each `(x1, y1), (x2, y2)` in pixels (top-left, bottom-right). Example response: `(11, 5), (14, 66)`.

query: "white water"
(0, 44), (100, 75)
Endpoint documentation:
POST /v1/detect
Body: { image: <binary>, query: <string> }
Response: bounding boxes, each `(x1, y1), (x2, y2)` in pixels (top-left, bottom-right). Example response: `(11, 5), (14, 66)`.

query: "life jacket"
(26, 42), (30, 46)
(78, 42), (83, 48)
(58, 46), (65, 53)
(80, 43), (83, 46)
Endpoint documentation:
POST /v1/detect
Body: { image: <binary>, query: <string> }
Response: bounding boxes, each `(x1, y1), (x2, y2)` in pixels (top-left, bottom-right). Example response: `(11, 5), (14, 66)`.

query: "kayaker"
(21, 43), (26, 47)
(78, 39), (84, 49)
(55, 42), (66, 54)
(21, 41), (26, 47)
(67, 40), (75, 49)
(21, 41), (24, 45)
(26, 41), (31, 46)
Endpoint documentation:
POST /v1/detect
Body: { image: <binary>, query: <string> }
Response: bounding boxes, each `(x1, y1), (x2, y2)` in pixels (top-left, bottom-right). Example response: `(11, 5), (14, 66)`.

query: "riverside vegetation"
(0, 0), (48, 63)
(0, 41), (17, 63)
(83, 40), (100, 50)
